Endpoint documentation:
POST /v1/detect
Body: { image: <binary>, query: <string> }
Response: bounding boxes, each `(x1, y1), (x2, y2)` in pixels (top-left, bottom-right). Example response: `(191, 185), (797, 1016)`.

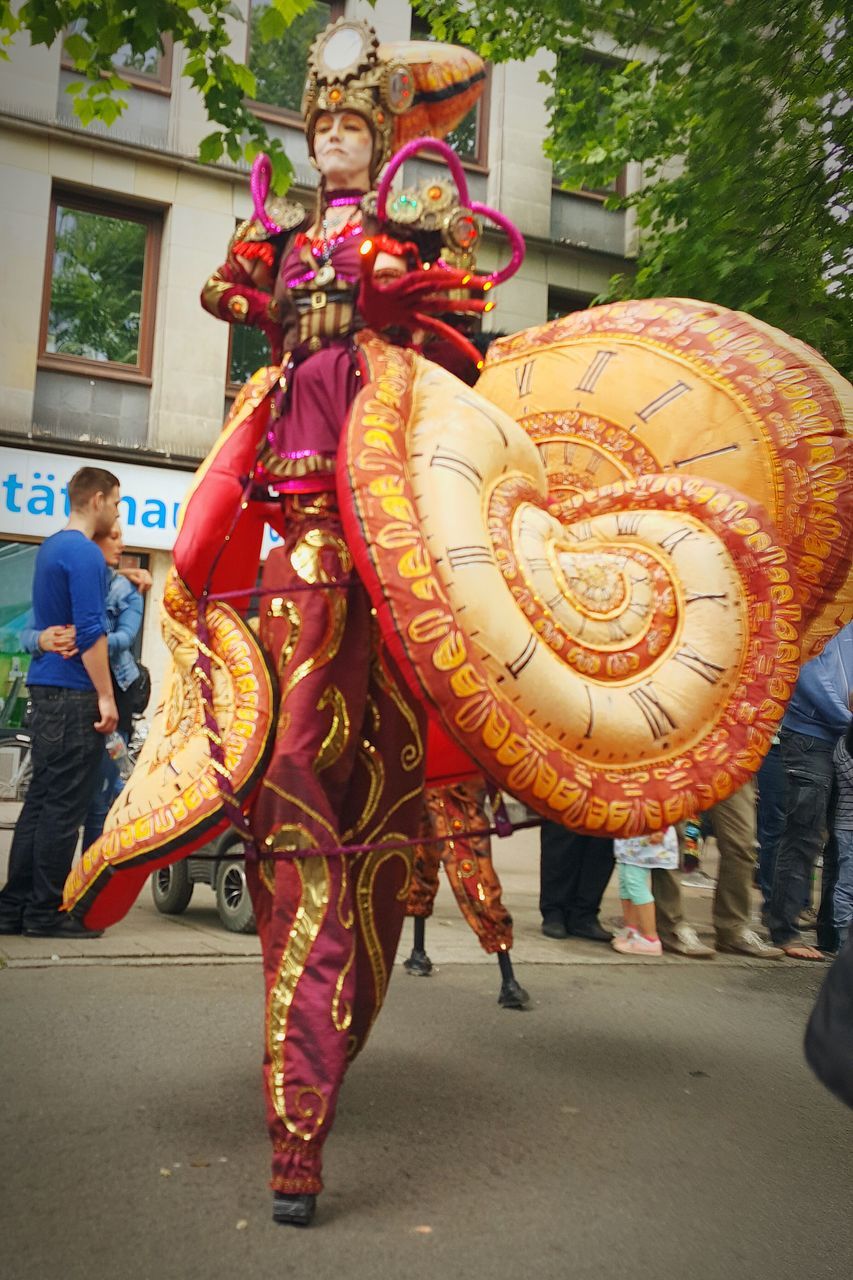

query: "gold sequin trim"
(268, 854), (331, 1139)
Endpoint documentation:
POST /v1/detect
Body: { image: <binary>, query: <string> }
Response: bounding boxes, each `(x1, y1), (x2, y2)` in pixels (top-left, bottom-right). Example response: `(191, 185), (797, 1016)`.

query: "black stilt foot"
(497, 950), (530, 1009)
(403, 948), (433, 976)
(498, 976), (530, 1009)
(272, 1193), (316, 1227)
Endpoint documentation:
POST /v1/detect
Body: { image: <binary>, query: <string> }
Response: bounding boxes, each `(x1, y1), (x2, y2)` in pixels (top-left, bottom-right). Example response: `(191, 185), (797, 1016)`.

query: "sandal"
(781, 942), (827, 961)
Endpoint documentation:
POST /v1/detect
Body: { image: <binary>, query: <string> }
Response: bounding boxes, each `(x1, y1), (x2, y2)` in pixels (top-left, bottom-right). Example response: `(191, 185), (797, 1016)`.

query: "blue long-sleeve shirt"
(21, 568), (142, 691)
(24, 530), (108, 692)
(782, 622), (853, 743)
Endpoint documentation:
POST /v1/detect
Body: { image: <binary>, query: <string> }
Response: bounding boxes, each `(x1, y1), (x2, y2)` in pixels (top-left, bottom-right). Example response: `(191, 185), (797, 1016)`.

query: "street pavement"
(1, 813), (852, 1279)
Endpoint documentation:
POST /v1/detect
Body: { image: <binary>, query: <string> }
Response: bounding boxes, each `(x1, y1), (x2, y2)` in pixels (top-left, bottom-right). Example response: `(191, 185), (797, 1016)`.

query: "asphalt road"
(1, 958), (851, 1280)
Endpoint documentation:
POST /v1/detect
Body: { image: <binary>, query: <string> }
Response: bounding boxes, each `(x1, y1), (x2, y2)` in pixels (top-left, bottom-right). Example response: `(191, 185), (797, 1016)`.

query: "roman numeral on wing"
(673, 644), (725, 685)
(636, 381), (692, 421)
(658, 526), (695, 555)
(446, 545), (493, 569)
(629, 683), (678, 739)
(616, 512), (644, 536)
(430, 447), (483, 489)
(515, 361), (535, 397)
(576, 350), (617, 394)
(506, 635), (538, 679)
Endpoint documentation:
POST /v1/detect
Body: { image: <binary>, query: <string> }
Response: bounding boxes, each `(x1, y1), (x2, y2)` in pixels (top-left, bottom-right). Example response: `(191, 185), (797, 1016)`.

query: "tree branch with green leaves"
(0, 0), (321, 191)
(414, 0), (851, 374)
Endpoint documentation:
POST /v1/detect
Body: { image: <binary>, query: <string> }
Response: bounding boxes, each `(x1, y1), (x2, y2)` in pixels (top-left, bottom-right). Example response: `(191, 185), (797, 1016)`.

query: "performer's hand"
(39, 625), (78, 657)
(359, 241), (490, 333)
(95, 694), (119, 735)
(121, 567), (153, 595)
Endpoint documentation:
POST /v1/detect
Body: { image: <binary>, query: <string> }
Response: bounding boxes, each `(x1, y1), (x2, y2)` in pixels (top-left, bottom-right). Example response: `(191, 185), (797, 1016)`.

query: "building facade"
(0, 0), (637, 719)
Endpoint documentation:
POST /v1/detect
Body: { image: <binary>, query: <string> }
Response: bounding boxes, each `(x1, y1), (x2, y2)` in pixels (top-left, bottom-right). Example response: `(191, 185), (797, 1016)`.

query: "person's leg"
(249, 852), (356, 1201)
(832, 829), (853, 948)
(768, 730), (835, 949)
(817, 822), (840, 953)
(652, 867), (685, 935)
(16, 690), (104, 929)
(709, 782), (755, 941)
(566, 836), (614, 932)
(612, 866), (661, 955)
(81, 745), (114, 852)
(756, 742), (786, 906)
(438, 782), (514, 955)
(540, 822), (580, 931)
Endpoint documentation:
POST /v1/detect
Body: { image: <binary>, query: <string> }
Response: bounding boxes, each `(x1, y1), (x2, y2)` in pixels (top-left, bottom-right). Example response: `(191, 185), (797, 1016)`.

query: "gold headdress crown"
(302, 18), (487, 180)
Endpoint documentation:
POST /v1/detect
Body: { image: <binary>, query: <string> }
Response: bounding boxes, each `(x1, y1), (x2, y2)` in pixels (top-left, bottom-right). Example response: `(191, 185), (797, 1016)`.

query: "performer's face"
(313, 111), (374, 189)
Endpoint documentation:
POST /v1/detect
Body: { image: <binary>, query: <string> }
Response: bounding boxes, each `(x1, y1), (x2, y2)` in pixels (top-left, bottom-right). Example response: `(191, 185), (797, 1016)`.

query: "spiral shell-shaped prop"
(339, 338), (802, 835)
(476, 298), (853, 660)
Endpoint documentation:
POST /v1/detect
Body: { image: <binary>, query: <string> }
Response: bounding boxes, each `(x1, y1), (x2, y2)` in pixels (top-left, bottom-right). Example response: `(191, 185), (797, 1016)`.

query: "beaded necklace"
(289, 192), (365, 289)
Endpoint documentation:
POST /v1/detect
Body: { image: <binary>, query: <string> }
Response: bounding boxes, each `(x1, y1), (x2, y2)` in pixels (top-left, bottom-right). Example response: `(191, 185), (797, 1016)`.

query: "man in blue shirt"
(767, 622), (853, 959)
(0, 466), (120, 939)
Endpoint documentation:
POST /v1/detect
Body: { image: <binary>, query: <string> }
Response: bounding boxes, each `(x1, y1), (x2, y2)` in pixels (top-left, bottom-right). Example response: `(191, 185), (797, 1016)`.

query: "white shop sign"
(0, 446), (280, 556)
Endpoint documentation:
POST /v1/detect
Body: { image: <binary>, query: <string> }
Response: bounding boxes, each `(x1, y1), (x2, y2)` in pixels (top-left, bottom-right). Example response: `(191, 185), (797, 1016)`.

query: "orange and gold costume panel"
(408, 780), (513, 955)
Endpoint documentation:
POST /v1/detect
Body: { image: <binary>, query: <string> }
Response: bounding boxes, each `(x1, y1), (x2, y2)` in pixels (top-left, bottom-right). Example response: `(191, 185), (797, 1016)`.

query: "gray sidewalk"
(2, 801), (765, 971)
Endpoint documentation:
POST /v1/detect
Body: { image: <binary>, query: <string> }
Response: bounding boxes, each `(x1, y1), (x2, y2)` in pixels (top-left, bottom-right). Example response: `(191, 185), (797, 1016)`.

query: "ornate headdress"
(302, 18), (486, 180)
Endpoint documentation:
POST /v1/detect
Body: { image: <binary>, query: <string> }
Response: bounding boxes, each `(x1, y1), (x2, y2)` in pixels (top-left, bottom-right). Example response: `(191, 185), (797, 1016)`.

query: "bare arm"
(80, 635), (118, 734)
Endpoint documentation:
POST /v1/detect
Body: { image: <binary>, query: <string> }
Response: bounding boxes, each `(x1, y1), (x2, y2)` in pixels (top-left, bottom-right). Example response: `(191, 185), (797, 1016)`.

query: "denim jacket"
(22, 570), (142, 691)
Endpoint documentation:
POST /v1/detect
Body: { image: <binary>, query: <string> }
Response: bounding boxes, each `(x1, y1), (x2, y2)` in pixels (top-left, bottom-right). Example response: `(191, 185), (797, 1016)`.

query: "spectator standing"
(21, 520), (148, 847)
(540, 822), (614, 942)
(0, 467), (120, 939)
(612, 826), (679, 956)
(767, 622), (853, 959)
(652, 781), (783, 959)
(831, 717), (853, 948)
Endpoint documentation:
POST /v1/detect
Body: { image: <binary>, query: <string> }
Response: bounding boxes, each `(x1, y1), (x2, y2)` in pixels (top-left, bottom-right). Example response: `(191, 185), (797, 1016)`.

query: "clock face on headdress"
(314, 21), (376, 81)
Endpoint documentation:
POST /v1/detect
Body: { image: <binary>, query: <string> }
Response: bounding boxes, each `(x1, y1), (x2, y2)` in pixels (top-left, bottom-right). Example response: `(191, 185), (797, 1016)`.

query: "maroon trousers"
(247, 496), (425, 1195)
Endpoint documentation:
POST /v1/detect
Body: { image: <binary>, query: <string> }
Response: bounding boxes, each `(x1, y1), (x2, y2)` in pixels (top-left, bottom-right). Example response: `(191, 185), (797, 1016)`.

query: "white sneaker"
(612, 932), (663, 956)
(660, 923), (715, 958)
(681, 870), (716, 890)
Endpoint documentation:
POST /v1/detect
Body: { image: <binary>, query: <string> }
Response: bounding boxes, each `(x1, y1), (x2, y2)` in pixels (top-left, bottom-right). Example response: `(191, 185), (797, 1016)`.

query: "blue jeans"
(0, 687), (104, 928)
(81, 745), (122, 851)
(833, 829), (853, 944)
(757, 742), (787, 906)
(767, 729), (837, 947)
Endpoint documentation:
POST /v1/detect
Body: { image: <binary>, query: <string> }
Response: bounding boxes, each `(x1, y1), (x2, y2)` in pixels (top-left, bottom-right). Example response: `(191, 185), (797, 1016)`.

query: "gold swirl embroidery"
(260, 781), (338, 849)
(280, 567), (347, 709)
(331, 940), (355, 1033)
(291, 527), (352, 585)
(369, 647), (424, 772)
(337, 851), (354, 930)
(259, 859), (276, 894)
(314, 684), (350, 773)
(268, 855), (331, 1139)
(353, 840), (411, 1046)
(344, 736), (385, 842)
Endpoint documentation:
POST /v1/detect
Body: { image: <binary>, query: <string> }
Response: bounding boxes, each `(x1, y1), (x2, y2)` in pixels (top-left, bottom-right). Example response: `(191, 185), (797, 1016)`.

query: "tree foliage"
(414, 0), (852, 374)
(46, 204), (146, 363)
(0, 0), (321, 190)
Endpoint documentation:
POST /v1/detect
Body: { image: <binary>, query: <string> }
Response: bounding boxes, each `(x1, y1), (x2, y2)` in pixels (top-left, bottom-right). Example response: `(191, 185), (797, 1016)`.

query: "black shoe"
(272, 1193), (316, 1227)
(498, 977), (530, 1010)
(23, 916), (104, 939)
(568, 920), (613, 943)
(403, 948), (433, 976)
(0, 915), (23, 935)
(541, 917), (569, 940)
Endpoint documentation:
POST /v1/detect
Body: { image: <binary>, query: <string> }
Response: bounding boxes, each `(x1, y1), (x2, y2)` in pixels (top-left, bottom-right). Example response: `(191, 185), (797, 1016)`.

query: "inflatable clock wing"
(338, 316), (852, 837)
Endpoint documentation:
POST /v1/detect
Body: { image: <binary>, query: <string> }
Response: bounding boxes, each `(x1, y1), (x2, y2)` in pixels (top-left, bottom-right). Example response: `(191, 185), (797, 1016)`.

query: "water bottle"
(106, 731), (132, 781)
